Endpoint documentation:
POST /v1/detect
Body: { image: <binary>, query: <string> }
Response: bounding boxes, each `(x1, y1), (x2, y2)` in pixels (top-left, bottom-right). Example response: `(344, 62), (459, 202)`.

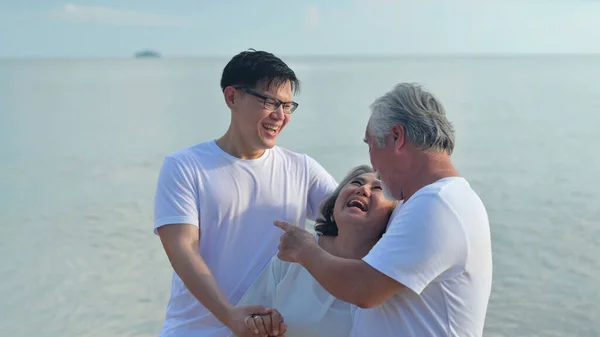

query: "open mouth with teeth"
(346, 199), (368, 212)
(262, 123), (280, 136)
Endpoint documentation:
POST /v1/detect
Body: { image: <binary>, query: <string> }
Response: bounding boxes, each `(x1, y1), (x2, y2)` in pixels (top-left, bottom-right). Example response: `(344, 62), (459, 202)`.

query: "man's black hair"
(220, 49), (300, 94)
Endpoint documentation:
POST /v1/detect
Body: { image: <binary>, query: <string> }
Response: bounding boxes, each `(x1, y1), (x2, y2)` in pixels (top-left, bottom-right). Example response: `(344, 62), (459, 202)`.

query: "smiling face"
(332, 172), (397, 234)
(231, 81), (295, 151)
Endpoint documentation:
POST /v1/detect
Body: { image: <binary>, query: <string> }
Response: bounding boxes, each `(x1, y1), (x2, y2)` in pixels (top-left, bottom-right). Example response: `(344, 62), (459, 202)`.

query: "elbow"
(356, 302), (371, 309)
(356, 300), (378, 309)
(354, 294), (382, 309)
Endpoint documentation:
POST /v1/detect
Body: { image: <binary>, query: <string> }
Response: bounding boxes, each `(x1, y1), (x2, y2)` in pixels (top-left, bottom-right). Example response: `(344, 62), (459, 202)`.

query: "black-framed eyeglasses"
(236, 87), (299, 114)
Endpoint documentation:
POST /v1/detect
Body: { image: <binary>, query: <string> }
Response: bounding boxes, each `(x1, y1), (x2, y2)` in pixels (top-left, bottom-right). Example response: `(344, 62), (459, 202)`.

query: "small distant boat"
(134, 50), (161, 58)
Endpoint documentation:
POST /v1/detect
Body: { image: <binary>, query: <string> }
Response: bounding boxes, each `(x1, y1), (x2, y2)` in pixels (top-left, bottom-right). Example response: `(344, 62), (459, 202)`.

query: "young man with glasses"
(153, 49), (337, 337)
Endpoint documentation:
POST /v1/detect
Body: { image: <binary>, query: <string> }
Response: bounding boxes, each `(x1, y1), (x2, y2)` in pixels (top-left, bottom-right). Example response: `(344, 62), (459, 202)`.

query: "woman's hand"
(244, 310), (287, 337)
(226, 305), (273, 337)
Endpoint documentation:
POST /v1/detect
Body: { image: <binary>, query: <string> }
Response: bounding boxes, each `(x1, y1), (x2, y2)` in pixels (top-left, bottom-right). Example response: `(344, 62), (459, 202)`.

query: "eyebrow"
(353, 176), (383, 191)
(248, 88), (294, 104)
(354, 175), (381, 185)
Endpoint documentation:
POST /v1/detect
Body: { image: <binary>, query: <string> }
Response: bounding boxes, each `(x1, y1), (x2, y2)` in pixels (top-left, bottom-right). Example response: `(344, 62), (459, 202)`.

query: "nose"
(355, 184), (371, 197)
(271, 105), (285, 120)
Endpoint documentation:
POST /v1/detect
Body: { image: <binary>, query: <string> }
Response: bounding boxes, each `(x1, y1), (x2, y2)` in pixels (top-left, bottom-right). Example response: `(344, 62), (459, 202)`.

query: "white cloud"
(306, 6), (319, 31)
(46, 3), (188, 27)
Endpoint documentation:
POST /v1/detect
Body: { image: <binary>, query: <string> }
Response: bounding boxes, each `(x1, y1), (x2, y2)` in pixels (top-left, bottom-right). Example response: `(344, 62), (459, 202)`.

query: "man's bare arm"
(157, 224), (235, 322)
(274, 220), (405, 309)
(157, 224), (276, 337)
(300, 247), (405, 309)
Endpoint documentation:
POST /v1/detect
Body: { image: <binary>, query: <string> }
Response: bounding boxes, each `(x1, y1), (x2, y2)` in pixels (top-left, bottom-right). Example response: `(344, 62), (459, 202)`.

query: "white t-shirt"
(238, 235), (356, 337)
(153, 140), (337, 337)
(353, 177), (492, 337)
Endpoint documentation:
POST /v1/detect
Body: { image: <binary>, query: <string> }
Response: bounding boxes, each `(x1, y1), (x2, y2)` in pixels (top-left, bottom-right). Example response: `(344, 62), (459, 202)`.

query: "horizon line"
(1, 51), (600, 62)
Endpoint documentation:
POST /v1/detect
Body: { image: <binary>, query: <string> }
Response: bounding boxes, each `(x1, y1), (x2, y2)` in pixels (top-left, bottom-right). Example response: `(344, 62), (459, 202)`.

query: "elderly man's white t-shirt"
(238, 234), (356, 337)
(352, 177), (492, 337)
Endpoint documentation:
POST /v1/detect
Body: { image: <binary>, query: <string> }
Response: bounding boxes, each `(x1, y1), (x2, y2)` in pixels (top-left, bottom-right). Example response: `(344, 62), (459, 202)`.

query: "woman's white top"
(237, 237), (356, 337)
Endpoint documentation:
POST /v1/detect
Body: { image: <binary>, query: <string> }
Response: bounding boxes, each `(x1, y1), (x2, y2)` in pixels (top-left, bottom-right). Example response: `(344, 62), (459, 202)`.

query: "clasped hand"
(227, 305), (286, 337)
(244, 311), (286, 337)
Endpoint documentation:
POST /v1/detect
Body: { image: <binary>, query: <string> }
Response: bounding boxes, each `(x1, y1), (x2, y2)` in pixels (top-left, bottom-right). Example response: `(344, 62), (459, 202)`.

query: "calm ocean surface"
(0, 55), (598, 337)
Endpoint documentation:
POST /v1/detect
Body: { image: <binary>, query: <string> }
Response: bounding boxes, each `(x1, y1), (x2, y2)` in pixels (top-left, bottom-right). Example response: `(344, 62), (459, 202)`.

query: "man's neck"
(401, 151), (460, 201)
(215, 128), (265, 160)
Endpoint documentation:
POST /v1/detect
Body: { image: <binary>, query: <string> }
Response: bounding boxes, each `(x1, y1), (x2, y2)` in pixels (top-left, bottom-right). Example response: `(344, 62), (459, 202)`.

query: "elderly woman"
(236, 165), (398, 337)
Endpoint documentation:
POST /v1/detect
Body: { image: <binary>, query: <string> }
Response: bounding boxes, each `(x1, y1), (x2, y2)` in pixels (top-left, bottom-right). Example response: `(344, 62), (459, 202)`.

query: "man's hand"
(244, 310), (287, 337)
(273, 220), (318, 264)
(226, 305), (274, 337)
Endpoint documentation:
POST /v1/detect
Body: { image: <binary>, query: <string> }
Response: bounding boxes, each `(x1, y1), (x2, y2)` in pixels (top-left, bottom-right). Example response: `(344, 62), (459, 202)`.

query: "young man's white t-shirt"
(353, 177), (493, 337)
(153, 140), (337, 337)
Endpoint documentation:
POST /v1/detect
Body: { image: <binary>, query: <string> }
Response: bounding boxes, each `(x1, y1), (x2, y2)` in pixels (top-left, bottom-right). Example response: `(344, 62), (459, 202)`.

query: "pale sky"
(1, 0), (599, 58)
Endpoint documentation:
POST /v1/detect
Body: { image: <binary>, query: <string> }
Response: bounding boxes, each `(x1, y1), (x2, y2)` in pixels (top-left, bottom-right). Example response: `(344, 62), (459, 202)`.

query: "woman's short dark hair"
(314, 165), (375, 236)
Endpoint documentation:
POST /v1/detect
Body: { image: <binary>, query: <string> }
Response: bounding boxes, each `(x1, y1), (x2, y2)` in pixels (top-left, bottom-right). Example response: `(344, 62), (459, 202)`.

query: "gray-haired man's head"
(367, 83), (455, 155)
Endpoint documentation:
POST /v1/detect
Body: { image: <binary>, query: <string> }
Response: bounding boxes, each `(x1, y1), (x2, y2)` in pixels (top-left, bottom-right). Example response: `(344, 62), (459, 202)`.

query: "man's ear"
(391, 124), (406, 151)
(223, 86), (237, 109)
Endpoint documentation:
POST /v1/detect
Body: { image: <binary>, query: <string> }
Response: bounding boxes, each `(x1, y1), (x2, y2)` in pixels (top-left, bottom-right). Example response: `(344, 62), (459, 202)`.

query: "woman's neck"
(322, 230), (380, 260)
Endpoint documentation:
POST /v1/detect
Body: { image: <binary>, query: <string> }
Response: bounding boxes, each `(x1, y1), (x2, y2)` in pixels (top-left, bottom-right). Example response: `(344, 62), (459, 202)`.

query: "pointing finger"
(273, 220), (292, 231)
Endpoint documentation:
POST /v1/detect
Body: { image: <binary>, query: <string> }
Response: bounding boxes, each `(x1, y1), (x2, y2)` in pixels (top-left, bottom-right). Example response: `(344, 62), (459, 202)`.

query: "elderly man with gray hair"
(274, 83), (493, 336)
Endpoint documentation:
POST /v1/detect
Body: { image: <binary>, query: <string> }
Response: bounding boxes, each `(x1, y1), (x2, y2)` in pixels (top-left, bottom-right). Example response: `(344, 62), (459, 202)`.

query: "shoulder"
(392, 190), (454, 223)
(405, 177), (488, 234)
(397, 177), (483, 218)
(415, 177), (483, 206)
(165, 140), (217, 161)
(271, 147), (331, 175)
(385, 177), (483, 252)
(271, 146), (310, 163)
(386, 180), (472, 241)
(162, 140), (221, 170)
(410, 176), (469, 197)
(271, 146), (319, 163)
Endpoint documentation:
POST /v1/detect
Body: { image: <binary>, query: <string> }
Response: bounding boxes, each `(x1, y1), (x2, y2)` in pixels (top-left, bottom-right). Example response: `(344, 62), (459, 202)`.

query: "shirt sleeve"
(305, 155), (338, 221)
(153, 156), (200, 235)
(362, 194), (468, 295)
